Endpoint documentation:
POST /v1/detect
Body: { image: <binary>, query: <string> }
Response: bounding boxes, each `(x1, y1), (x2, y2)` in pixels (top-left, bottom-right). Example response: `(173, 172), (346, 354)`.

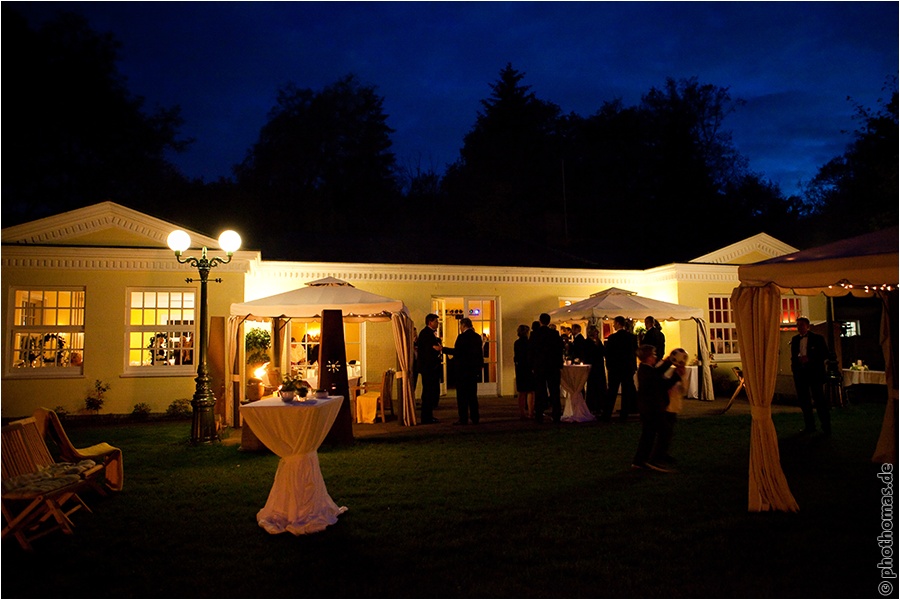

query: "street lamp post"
(167, 229), (241, 444)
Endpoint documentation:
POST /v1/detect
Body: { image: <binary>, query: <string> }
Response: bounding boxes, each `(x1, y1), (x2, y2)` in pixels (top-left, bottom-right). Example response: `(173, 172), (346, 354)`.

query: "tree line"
(3, 8), (897, 267)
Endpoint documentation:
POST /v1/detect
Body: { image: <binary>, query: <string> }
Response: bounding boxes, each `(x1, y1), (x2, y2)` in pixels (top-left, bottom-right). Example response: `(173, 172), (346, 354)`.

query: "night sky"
(15, 2), (899, 197)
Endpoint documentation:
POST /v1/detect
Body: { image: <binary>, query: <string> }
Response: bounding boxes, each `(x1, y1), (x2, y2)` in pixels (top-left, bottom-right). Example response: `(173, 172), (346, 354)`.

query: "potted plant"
(245, 328), (271, 367)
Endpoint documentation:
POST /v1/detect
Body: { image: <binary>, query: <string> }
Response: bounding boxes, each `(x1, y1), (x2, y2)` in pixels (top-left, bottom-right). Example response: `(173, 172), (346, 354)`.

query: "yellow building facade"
(2, 202), (821, 423)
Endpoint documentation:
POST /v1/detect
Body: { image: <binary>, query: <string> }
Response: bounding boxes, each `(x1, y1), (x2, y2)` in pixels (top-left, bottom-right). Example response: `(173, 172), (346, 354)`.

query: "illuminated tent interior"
(547, 287), (715, 400)
(733, 226), (898, 512)
(228, 278), (417, 433)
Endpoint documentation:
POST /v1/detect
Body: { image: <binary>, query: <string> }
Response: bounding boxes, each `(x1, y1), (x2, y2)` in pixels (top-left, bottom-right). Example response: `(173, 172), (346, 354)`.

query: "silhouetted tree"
(235, 75), (398, 247)
(803, 85), (898, 245)
(2, 7), (191, 225)
(442, 63), (564, 240)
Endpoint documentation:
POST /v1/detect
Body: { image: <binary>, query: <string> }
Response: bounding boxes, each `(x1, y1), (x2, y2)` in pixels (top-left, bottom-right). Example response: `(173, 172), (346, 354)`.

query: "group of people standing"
(514, 314), (670, 423)
(513, 313), (689, 472)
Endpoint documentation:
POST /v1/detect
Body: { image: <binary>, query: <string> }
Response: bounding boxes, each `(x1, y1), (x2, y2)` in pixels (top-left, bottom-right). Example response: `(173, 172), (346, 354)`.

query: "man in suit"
(443, 318), (483, 425)
(641, 316), (665, 360)
(603, 316), (638, 421)
(791, 317), (831, 434)
(531, 313), (564, 423)
(570, 323), (588, 363)
(417, 313), (443, 424)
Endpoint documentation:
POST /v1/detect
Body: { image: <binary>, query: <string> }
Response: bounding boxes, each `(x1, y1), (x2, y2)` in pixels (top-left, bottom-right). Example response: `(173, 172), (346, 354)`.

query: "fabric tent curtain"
(873, 290), (898, 464)
(693, 318), (715, 401)
(732, 284), (800, 512)
(391, 311), (417, 426)
(226, 316), (244, 426)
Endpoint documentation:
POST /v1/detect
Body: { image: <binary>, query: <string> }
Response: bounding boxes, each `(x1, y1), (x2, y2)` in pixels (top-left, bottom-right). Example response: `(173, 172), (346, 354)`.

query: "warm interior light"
(218, 230), (242, 254)
(167, 230), (191, 253)
(254, 362), (270, 380)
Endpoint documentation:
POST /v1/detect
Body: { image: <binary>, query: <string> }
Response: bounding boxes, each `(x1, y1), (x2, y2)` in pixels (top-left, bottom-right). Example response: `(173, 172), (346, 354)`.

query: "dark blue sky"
(17, 2), (899, 196)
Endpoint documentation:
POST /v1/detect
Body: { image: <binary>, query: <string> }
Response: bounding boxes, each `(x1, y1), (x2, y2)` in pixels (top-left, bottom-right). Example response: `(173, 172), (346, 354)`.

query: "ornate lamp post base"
(190, 393), (219, 444)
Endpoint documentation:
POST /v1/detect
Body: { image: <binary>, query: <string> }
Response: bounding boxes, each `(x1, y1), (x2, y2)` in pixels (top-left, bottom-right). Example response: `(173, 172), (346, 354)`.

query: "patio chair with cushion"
(1, 418), (100, 551)
(32, 407), (124, 493)
(354, 368), (395, 424)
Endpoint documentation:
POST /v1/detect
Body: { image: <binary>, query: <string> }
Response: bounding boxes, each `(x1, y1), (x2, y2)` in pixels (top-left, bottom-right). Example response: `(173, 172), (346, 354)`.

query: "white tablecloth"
(560, 364), (595, 422)
(685, 365), (698, 399)
(239, 396), (347, 535)
(842, 369), (887, 386)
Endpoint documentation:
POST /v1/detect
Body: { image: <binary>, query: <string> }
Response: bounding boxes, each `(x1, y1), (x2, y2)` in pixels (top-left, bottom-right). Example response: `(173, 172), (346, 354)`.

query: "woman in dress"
(514, 324), (535, 419)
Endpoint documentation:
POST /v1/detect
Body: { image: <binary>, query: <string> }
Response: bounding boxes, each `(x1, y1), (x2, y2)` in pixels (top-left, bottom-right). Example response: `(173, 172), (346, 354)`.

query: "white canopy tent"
(547, 287), (714, 400)
(733, 226), (898, 512)
(227, 277), (417, 427)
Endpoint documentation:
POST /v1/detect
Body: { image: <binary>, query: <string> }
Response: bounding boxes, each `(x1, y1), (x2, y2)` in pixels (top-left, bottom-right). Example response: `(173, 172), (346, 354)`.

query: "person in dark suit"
(531, 313), (564, 423)
(582, 324), (607, 415)
(642, 316), (665, 360)
(570, 323), (588, 363)
(417, 313), (443, 424)
(443, 317), (483, 425)
(791, 317), (831, 434)
(603, 315), (638, 421)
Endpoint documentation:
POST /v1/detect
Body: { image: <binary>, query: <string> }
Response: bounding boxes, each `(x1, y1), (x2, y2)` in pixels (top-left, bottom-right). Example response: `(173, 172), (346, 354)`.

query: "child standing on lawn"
(632, 344), (679, 472)
(656, 348), (689, 467)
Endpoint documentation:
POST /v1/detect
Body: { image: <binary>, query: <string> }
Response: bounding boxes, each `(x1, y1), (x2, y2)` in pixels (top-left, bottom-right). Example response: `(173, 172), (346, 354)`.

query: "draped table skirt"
(240, 396), (348, 535)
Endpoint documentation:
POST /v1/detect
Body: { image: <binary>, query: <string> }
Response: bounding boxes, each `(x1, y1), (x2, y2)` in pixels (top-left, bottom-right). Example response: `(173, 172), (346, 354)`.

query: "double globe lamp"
(167, 229), (241, 444)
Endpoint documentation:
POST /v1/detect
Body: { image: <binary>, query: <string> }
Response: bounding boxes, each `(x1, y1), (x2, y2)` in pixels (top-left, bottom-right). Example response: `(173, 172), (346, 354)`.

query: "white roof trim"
(1, 201), (219, 249)
(689, 233), (798, 264)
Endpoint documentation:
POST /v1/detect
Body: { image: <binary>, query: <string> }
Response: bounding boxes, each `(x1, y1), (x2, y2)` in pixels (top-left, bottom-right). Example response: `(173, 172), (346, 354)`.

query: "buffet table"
(239, 395), (348, 535)
(561, 364), (595, 422)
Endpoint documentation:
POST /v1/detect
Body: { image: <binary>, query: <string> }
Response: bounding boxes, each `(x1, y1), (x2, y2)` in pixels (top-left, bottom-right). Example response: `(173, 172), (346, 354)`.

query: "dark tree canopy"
(235, 75), (399, 249)
(442, 64), (564, 240)
(1, 7), (190, 226)
(802, 87), (898, 246)
(1, 7), (894, 269)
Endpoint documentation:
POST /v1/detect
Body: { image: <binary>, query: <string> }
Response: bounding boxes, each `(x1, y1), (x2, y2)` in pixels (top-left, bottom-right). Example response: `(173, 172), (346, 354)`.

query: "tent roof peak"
(307, 276), (353, 287)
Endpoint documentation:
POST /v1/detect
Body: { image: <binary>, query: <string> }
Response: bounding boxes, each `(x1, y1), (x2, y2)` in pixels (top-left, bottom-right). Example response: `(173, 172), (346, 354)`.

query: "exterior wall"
(2, 247), (249, 419)
(3, 205), (816, 417)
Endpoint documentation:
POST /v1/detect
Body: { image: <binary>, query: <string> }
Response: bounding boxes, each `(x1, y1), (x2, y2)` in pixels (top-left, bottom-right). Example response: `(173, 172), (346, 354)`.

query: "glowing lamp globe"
(167, 230), (191, 253)
(218, 230), (242, 254)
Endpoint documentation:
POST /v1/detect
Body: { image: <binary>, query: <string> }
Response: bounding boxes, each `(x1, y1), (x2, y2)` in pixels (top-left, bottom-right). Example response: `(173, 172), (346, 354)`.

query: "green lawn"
(2, 401), (889, 598)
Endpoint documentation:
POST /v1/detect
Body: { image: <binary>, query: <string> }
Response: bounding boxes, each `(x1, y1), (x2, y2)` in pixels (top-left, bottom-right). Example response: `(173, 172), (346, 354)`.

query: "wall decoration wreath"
(41, 333), (66, 365)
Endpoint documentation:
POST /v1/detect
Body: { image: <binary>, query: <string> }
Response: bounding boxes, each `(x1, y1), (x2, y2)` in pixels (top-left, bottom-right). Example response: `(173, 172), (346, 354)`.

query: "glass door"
(465, 298), (498, 396)
(432, 296), (498, 397)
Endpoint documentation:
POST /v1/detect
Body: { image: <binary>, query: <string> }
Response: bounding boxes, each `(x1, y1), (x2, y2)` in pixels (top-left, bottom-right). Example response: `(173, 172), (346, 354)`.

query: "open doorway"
(432, 297), (499, 396)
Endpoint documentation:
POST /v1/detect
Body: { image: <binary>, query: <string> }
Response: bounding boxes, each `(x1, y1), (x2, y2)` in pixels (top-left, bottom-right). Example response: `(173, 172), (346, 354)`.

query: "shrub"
(165, 398), (192, 419)
(132, 402), (152, 421)
(85, 380), (111, 413)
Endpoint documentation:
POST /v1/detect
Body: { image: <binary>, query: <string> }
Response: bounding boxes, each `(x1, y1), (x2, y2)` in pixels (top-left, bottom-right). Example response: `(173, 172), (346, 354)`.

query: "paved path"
(347, 394), (801, 439)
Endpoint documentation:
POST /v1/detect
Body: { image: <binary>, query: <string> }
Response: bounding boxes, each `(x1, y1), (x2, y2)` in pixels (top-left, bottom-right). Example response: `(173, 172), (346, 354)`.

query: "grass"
(2, 401), (889, 598)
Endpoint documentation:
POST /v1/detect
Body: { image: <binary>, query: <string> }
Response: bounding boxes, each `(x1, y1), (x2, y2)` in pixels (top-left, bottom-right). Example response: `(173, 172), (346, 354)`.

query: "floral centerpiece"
(279, 375), (308, 401)
(850, 361), (869, 371)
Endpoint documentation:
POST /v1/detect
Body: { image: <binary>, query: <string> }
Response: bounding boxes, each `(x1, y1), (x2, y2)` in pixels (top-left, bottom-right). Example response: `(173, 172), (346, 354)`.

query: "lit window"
(840, 321), (861, 337)
(708, 295), (739, 359)
(125, 288), (196, 373)
(781, 296), (804, 324)
(8, 288), (85, 376)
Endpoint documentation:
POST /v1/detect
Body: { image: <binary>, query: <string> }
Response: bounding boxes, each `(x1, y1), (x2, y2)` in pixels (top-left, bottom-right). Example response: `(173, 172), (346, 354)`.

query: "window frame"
(124, 287), (197, 377)
(6, 286), (86, 379)
(707, 294), (740, 360)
